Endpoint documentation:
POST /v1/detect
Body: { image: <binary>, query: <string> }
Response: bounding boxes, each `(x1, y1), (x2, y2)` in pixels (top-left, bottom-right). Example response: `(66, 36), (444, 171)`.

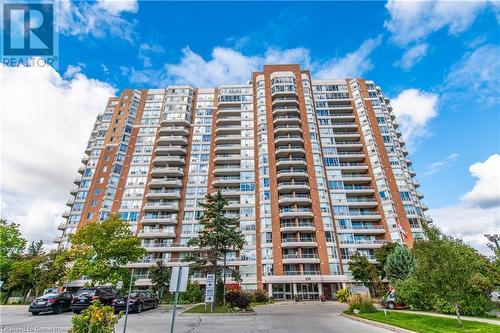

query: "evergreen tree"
(183, 191), (245, 307)
(384, 244), (416, 285)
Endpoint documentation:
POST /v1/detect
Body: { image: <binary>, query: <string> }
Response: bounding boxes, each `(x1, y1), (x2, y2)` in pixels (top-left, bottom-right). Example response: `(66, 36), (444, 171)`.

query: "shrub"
(225, 290), (252, 309)
(347, 294), (377, 314)
(252, 290), (269, 303)
(179, 281), (203, 304)
(69, 300), (122, 333)
(335, 288), (349, 303)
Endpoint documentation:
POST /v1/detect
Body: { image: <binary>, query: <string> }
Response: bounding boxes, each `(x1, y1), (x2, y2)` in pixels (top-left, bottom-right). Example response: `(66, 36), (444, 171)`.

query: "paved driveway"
(0, 302), (390, 333)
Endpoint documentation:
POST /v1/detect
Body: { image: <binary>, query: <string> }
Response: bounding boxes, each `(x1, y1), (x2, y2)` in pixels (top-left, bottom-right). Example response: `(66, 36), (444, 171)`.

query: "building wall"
(56, 64), (429, 295)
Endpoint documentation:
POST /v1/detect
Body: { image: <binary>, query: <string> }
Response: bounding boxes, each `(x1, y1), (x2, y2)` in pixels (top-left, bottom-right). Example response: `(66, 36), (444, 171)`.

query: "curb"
(340, 313), (415, 333)
(180, 311), (256, 317)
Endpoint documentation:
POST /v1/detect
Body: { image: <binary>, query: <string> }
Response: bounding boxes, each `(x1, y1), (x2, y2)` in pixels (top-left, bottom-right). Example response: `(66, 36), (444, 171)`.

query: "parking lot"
(0, 302), (392, 333)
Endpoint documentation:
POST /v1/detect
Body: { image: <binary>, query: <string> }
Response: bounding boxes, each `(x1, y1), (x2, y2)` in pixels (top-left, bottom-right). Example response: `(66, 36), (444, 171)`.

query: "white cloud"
(421, 153), (459, 176)
(395, 43), (428, 70)
(430, 153), (500, 255)
(444, 44), (500, 107)
(138, 43), (165, 68)
(96, 0), (138, 15)
(126, 46), (311, 87)
(430, 204), (500, 256)
(390, 89), (439, 150)
(461, 154), (500, 208)
(0, 63), (116, 246)
(384, 0), (491, 46)
(315, 36), (382, 79)
(126, 36), (381, 87)
(58, 0), (138, 42)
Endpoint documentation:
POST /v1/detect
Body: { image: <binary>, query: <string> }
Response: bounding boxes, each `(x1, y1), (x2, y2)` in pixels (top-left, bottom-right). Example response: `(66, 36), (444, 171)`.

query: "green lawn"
(185, 304), (245, 313)
(357, 311), (499, 333)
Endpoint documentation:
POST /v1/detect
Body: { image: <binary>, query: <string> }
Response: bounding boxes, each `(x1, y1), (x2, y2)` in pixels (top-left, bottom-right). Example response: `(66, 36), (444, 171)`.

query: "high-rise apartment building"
(56, 64), (430, 300)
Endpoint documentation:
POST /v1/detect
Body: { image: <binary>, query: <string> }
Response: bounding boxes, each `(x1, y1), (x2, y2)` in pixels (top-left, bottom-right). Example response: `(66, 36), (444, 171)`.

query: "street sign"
(169, 266), (189, 293)
(170, 266), (189, 333)
(205, 274), (215, 303)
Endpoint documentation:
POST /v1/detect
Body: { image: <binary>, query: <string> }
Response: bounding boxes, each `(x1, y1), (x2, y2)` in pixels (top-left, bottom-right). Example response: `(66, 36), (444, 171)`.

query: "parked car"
(112, 290), (159, 313)
(380, 290), (406, 309)
(28, 292), (74, 315)
(70, 287), (119, 313)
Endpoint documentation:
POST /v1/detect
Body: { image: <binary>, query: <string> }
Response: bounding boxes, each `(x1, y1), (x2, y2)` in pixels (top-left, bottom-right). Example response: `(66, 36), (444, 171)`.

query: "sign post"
(122, 270), (134, 333)
(169, 266), (189, 333)
(205, 274), (215, 312)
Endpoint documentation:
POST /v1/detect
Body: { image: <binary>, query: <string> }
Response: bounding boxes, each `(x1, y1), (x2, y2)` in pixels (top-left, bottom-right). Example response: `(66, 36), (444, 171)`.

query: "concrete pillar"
(293, 283), (298, 296)
(268, 283), (273, 297)
(318, 283), (323, 297)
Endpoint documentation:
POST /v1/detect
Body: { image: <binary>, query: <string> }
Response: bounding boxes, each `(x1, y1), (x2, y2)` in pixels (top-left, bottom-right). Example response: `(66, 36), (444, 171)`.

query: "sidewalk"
(386, 309), (500, 326)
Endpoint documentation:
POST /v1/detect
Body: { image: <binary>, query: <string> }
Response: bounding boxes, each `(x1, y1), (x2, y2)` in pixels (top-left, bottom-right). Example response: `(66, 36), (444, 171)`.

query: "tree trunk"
(453, 303), (463, 327)
(223, 254), (227, 307)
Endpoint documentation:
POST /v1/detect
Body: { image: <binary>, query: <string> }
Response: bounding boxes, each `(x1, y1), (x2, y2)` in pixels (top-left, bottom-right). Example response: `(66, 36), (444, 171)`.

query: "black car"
(70, 287), (119, 313)
(112, 290), (159, 313)
(29, 292), (74, 315)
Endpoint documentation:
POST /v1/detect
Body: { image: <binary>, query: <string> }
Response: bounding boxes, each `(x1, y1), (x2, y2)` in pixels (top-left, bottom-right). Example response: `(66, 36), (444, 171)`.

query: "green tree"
(149, 260), (170, 302)
(410, 226), (495, 325)
(6, 245), (69, 299)
(348, 252), (374, 284)
(384, 244), (416, 285)
(6, 256), (41, 300)
(349, 252), (384, 296)
(374, 242), (398, 279)
(26, 240), (44, 257)
(0, 220), (26, 280)
(66, 216), (146, 286)
(183, 191), (245, 307)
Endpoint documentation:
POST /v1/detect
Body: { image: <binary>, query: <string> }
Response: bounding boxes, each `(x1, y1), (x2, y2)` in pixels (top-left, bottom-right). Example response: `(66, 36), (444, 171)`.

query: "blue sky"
(1, 0), (499, 253)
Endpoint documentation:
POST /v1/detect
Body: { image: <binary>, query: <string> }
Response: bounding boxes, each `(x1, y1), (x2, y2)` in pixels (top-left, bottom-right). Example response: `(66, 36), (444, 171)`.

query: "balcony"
(277, 181), (310, 192)
(66, 198), (74, 206)
(278, 194), (312, 205)
(275, 157), (307, 168)
(273, 125), (303, 135)
(339, 162), (368, 171)
(272, 106), (300, 115)
(141, 216), (178, 225)
(213, 165), (241, 175)
(138, 228), (176, 239)
(276, 168), (309, 180)
(341, 185), (375, 194)
(62, 211), (70, 218)
(156, 136), (188, 146)
(145, 190), (181, 199)
(215, 125), (241, 134)
(214, 144), (240, 153)
(274, 135), (304, 145)
(150, 167), (184, 177)
(280, 222), (315, 232)
(160, 117), (190, 127)
(153, 156), (186, 166)
(143, 202), (179, 212)
(212, 176), (241, 186)
(156, 146), (187, 155)
(148, 177), (182, 187)
(214, 154), (241, 162)
(281, 238), (317, 248)
(275, 145), (306, 156)
(279, 207), (314, 219)
(73, 176), (82, 185)
(271, 97), (299, 106)
(273, 115), (301, 125)
(159, 127), (189, 136)
(216, 116), (240, 125)
(282, 254), (320, 264)
(214, 134), (241, 144)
